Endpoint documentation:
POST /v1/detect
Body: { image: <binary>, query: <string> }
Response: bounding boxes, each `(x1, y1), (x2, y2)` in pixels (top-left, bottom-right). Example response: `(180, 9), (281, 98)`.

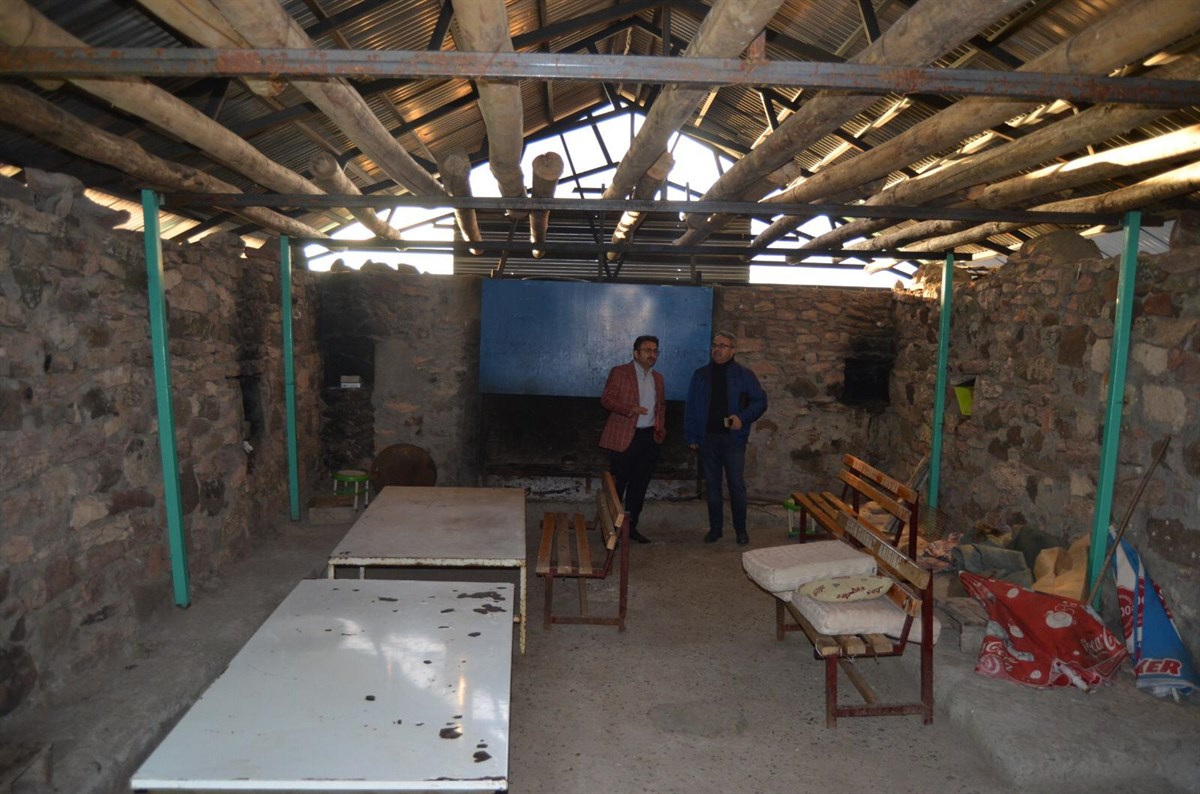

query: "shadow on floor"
(4, 500), (1198, 794)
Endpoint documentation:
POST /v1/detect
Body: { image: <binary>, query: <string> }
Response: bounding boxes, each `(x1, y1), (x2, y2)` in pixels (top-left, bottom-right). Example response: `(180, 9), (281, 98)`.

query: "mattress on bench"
(791, 590), (942, 643)
(742, 541), (876, 599)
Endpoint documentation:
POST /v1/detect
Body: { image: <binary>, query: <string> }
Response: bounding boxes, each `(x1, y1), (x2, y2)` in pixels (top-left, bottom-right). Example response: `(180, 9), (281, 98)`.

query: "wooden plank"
(835, 634), (868, 656)
(843, 454), (918, 503)
(600, 472), (628, 554)
(883, 581), (922, 617)
(555, 512), (574, 573)
(863, 633), (895, 654)
(535, 512), (558, 575)
(838, 469), (911, 524)
(572, 512), (593, 575)
(831, 502), (930, 589)
(792, 492), (841, 536)
(838, 658), (878, 702)
(596, 492), (617, 551)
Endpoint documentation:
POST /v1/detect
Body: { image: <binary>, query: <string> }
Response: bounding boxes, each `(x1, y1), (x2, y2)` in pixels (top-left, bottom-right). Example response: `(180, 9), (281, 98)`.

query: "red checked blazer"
(599, 361), (666, 452)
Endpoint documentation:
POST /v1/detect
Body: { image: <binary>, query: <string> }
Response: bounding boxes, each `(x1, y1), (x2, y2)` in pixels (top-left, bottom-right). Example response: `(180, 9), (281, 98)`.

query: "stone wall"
(0, 176), (320, 717)
(317, 266), (482, 486)
(712, 284), (898, 500)
(318, 274), (898, 502)
(887, 230), (1200, 662)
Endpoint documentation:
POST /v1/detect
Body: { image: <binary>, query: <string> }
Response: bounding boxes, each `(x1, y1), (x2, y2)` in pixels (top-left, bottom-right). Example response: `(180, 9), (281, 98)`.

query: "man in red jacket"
(599, 335), (666, 544)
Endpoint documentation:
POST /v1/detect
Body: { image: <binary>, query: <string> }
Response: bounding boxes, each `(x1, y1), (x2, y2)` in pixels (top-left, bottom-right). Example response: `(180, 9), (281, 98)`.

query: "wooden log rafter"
(601, 0), (787, 201)
(751, 0), (1200, 250)
(0, 83), (327, 240)
(673, 0), (1034, 247)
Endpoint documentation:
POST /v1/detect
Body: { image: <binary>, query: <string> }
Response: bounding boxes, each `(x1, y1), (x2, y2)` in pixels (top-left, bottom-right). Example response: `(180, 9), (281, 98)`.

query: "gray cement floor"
(3, 498), (1198, 794)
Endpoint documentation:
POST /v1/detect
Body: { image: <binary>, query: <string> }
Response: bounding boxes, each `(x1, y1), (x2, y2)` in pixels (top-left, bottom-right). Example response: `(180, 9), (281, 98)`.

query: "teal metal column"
(1088, 211), (1141, 601)
(141, 190), (190, 607)
(928, 252), (954, 511)
(281, 236), (301, 521)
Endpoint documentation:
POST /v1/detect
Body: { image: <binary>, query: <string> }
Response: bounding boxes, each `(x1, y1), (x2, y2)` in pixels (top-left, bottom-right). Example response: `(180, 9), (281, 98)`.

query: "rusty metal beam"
(161, 192), (1125, 227)
(4, 48), (1199, 105)
(298, 236), (963, 261)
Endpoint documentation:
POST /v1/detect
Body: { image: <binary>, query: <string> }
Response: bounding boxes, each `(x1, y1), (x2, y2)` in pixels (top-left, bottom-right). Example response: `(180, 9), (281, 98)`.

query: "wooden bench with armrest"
(781, 496), (935, 727)
(535, 471), (630, 631)
(740, 454), (935, 727)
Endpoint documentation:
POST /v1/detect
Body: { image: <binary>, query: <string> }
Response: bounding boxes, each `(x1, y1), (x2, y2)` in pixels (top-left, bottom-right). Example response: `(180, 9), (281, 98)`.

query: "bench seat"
(535, 471), (630, 631)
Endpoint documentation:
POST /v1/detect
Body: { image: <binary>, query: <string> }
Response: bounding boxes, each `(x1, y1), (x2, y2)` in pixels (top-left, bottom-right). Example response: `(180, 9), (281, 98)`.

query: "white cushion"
(791, 591), (942, 644)
(742, 542), (876, 599)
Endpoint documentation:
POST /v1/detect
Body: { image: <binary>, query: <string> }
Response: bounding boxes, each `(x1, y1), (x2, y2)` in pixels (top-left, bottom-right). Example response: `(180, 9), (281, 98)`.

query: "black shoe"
(703, 530), (722, 543)
(628, 529), (652, 544)
(736, 532), (750, 545)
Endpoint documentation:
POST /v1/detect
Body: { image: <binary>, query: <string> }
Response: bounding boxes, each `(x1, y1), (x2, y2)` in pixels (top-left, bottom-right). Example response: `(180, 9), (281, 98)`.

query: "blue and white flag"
(1110, 530), (1198, 699)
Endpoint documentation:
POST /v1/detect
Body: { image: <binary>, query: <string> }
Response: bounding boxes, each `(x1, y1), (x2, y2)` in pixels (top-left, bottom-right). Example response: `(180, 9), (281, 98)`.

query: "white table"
(326, 486), (528, 654)
(131, 579), (513, 792)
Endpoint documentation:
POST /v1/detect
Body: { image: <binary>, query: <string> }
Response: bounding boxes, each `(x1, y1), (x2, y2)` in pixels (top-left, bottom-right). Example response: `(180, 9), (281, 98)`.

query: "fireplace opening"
(323, 336), (375, 390)
(840, 356), (892, 409)
(480, 394), (695, 480)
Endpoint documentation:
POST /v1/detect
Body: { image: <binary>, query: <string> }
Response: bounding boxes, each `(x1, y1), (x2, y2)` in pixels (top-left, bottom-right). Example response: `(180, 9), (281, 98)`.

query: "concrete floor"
(3, 498), (1198, 794)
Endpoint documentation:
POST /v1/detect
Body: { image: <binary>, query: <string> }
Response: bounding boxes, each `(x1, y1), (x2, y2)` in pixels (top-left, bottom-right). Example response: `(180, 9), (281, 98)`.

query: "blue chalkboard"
(480, 281), (713, 400)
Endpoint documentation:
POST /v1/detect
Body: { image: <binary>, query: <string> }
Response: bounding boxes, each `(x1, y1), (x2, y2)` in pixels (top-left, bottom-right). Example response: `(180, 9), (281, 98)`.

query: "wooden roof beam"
(602, 0), (786, 201)
(675, 0), (1033, 246)
(754, 0), (1200, 248)
(0, 83), (327, 240)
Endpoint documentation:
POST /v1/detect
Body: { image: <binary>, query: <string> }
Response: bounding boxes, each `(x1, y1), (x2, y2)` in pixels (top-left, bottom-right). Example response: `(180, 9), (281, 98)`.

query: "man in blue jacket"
(684, 331), (768, 545)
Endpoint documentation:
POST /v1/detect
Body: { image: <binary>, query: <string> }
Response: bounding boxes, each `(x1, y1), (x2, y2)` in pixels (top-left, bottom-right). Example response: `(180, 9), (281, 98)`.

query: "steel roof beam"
(7, 48), (1198, 105)
(161, 192), (1127, 226)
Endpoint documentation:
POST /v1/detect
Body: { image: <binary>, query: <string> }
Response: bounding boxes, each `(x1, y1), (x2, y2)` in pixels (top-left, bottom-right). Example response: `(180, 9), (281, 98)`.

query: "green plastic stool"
(784, 497), (801, 538)
(784, 497), (818, 538)
(333, 469), (371, 512)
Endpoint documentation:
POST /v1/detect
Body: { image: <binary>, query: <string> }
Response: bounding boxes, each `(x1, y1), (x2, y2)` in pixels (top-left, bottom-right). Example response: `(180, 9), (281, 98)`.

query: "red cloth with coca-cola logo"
(961, 572), (1127, 690)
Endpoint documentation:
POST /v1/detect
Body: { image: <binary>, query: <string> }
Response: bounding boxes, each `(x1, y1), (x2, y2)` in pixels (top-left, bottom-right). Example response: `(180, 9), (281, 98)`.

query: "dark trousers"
(609, 427), (659, 531)
(700, 432), (748, 534)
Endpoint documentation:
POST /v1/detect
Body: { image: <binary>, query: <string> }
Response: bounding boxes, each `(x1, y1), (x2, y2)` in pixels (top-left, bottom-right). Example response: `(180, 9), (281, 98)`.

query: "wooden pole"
(0, 83), (327, 240)
(906, 161), (1200, 253)
(601, 0), (786, 201)
(0, 0), (331, 207)
(608, 150), (674, 260)
(675, 0), (1034, 245)
(852, 120), (1200, 253)
(141, 0), (447, 198)
(799, 59), (1200, 253)
(451, 0), (527, 203)
(439, 150), (484, 255)
(309, 152), (402, 241)
(529, 151), (564, 259)
(751, 0), (1200, 249)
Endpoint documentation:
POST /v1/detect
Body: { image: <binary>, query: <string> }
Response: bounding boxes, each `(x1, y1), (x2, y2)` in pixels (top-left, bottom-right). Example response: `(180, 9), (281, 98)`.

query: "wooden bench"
(780, 493), (935, 727)
(794, 454), (920, 556)
(535, 471), (630, 631)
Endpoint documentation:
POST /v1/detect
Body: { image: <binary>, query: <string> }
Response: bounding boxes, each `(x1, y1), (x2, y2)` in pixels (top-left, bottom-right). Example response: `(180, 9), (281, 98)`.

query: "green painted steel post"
(281, 236), (301, 521)
(141, 190), (190, 607)
(1088, 211), (1141, 603)
(928, 252), (954, 511)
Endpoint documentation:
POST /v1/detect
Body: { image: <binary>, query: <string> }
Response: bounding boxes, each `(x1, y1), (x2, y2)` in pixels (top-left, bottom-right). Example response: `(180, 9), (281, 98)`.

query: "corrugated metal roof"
(1, 0), (1196, 281)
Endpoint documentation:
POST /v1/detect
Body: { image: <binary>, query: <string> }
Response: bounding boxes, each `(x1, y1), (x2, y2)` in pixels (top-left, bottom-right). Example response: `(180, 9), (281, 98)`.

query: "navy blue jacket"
(684, 359), (768, 445)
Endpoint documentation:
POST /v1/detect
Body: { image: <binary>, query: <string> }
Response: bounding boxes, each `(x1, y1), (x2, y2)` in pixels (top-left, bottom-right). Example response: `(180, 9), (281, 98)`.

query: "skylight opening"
(302, 105), (910, 287)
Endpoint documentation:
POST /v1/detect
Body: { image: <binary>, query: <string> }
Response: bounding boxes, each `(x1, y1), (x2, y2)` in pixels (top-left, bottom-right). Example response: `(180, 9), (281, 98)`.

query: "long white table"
(131, 579), (513, 792)
(326, 486), (528, 654)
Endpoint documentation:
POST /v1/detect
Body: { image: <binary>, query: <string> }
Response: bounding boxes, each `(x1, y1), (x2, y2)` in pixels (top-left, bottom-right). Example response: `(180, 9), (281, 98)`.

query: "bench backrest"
(596, 471), (626, 552)
(837, 454), (920, 557)
(831, 499), (930, 636)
